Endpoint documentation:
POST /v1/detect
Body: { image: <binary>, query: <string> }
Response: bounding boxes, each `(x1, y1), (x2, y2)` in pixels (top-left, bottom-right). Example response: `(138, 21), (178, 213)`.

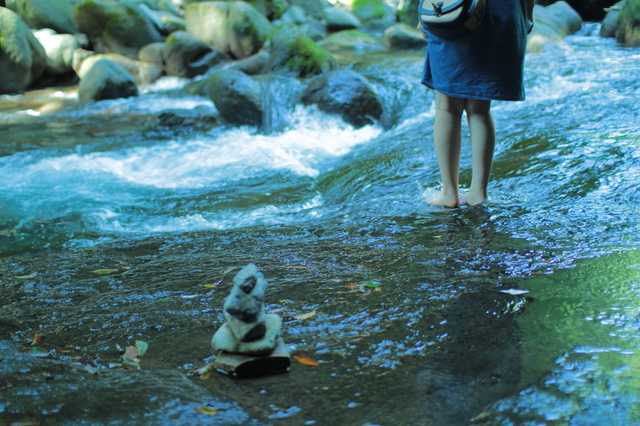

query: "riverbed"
(1, 23), (639, 425)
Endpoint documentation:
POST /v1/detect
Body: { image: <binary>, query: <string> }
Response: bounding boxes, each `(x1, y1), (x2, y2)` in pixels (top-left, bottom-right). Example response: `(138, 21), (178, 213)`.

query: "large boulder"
(396, 0), (421, 27)
(5, 0), (76, 34)
(317, 29), (386, 52)
(384, 23), (428, 49)
(184, 1), (272, 59)
(264, 23), (338, 78)
(78, 58), (139, 102)
(75, 51), (163, 85)
(206, 69), (263, 127)
(228, 51), (271, 76)
(33, 29), (79, 76)
(534, 1), (582, 37)
(71, 0), (164, 59)
(616, 0), (640, 46)
(600, 1), (624, 38)
(162, 31), (227, 78)
(0, 7), (47, 94)
(350, 0), (396, 27)
(322, 6), (361, 31)
(565, 0), (620, 21)
(301, 69), (382, 128)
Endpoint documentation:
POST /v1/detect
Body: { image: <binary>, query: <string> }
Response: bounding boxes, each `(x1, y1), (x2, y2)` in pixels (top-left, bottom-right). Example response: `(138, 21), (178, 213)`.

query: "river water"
(1, 24), (639, 425)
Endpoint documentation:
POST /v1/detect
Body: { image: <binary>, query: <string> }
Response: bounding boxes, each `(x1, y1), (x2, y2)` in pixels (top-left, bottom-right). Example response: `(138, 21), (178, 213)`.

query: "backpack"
(418, 0), (487, 38)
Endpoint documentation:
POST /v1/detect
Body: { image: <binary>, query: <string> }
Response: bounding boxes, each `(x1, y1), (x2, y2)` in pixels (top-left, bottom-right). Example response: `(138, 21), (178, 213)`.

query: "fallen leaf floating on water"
(499, 289), (530, 296)
(92, 269), (119, 275)
(293, 354), (319, 366)
(199, 372), (211, 380)
(286, 265), (313, 269)
(195, 406), (218, 415)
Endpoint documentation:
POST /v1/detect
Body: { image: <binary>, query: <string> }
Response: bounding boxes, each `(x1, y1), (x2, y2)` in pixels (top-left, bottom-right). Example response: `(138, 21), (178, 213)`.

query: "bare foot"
(465, 191), (487, 206)
(428, 191), (460, 208)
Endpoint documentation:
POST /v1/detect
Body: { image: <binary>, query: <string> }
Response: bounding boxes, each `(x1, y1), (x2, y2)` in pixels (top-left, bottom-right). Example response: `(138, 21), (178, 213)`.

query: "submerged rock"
(0, 340), (263, 425)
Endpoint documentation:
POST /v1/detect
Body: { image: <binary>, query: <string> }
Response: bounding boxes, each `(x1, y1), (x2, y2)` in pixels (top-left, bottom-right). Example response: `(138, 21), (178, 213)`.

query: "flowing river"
(1, 23), (639, 425)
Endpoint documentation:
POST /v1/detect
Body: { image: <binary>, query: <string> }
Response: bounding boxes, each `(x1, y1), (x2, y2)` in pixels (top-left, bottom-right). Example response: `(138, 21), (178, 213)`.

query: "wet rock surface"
(0, 341), (264, 425)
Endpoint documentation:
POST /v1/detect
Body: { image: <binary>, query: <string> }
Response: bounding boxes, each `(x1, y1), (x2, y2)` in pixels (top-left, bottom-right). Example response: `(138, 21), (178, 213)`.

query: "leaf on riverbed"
(293, 354), (319, 366)
(499, 289), (529, 296)
(348, 281), (382, 293)
(13, 273), (37, 279)
(30, 334), (42, 346)
(286, 265), (313, 269)
(121, 341), (148, 370)
(135, 340), (148, 356)
(203, 279), (223, 288)
(92, 269), (118, 275)
(292, 309), (316, 320)
(20, 347), (50, 357)
(280, 309), (316, 322)
(195, 406), (218, 415)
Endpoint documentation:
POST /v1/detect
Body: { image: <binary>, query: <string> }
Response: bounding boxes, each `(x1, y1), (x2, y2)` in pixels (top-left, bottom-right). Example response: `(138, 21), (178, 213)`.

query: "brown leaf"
(30, 334), (42, 347)
(122, 346), (139, 362)
(292, 310), (316, 320)
(293, 354), (319, 366)
(92, 269), (118, 275)
(195, 406), (218, 415)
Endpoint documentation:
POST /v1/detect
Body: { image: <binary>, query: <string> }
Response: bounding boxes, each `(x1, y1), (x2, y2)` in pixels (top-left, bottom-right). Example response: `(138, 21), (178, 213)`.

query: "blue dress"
(421, 0), (528, 101)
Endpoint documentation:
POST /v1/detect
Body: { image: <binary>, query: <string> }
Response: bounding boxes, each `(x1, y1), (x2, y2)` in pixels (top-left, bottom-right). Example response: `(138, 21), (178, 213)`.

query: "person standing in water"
(421, 0), (535, 207)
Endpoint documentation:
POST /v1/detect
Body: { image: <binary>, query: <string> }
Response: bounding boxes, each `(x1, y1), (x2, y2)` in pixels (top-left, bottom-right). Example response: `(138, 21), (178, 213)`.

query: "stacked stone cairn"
(209, 263), (290, 377)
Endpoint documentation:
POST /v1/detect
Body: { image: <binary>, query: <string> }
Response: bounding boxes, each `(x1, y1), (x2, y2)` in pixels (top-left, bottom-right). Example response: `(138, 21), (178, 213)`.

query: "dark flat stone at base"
(213, 338), (290, 377)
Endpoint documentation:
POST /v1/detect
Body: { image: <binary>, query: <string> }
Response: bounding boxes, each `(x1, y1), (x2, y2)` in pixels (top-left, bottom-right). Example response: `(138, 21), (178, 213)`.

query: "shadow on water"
(1, 25), (640, 425)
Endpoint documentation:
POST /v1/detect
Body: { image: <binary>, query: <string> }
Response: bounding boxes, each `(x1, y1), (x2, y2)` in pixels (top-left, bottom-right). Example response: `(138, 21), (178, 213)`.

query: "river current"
(1, 23), (639, 425)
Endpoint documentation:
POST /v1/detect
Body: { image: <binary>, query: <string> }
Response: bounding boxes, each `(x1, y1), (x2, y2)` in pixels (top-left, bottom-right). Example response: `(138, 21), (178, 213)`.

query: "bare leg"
(466, 99), (494, 206)
(429, 92), (465, 207)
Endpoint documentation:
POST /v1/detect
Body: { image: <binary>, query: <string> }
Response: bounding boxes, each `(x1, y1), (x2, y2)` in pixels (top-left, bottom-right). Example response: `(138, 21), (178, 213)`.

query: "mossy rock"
(350, 0), (395, 25)
(317, 29), (385, 52)
(616, 0), (640, 46)
(265, 23), (338, 78)
(71, 0), (163, 59)
(6, 0), (76, 34)
(0, 7), (47, 94)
